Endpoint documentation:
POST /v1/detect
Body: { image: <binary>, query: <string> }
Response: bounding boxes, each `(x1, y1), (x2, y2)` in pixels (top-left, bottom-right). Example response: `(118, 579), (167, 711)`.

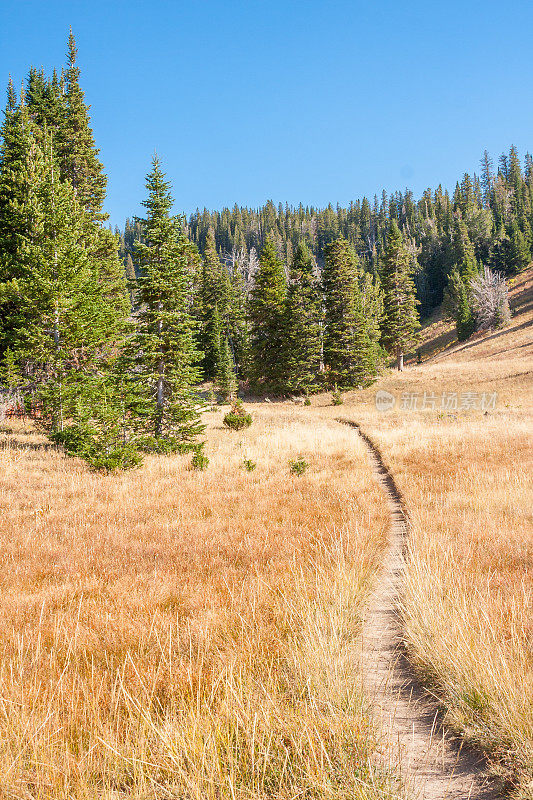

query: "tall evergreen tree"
(0, 82), (31, 301)
(322, 238), (382, 386)
(124, 155), (204, 451)
(508, 221), (531, 273)
(0, 128), (128, 438)
(283, 241), (322, 392)
(444, 267), (476, 341)
(451, 217), (478, 280)
(198, 229), (231, 377)
(60, 30), (107, 220)
(380, 222), (420, 370)
(444, 217), (480, 340)
(216, 335), (238, 401)
(249, 237), (287, 391)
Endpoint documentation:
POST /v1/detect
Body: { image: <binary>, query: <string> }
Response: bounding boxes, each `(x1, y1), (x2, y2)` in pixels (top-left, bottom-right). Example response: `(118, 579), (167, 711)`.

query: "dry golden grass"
(0, 408), (398, 799)
(335, 267), (533, 797)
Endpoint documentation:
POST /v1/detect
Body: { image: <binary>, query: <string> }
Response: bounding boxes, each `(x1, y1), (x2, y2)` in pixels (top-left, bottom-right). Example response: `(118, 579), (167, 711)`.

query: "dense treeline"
(118, 141), (531, 387)
(130, 144), (533, 318)
(181, 147), (532, 316)
(0, 32), (528, 469)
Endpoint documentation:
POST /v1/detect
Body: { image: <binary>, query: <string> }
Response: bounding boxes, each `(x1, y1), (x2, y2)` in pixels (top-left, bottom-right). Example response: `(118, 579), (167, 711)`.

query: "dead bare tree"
(470, 266), (510, 331)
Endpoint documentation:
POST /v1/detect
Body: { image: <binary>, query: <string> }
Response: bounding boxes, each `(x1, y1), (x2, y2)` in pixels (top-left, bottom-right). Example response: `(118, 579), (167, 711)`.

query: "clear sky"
(1, 0), (532, 227)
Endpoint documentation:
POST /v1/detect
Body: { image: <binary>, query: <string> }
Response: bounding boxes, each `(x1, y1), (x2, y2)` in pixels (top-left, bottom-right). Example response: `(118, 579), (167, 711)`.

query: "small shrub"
(50, 426), (143, 473)
(223, 401), (252, 430)
(191, 449), (209, 471)
(289, 455), (308, 476)
(331, 385), (343, 406)
(85, 444), (143, 473)
(241, 458), (256, 472)
(304, 391), (311, 407)
(191, 442), (209, 472)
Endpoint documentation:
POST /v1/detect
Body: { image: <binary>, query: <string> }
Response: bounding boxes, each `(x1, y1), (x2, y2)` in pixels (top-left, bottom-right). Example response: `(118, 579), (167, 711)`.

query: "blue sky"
(1, 0), (533, 227)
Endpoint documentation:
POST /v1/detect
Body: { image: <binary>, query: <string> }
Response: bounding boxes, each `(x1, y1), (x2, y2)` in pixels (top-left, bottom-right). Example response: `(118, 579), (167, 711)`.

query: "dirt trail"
(339, 419), (500, 800)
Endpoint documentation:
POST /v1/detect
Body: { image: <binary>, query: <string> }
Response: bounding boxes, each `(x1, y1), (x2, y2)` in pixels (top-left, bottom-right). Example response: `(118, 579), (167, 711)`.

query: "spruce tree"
(59, 33), (128, 306)
(125, 155), (204, 452)
(508, 221), (531, 273)
(444, 217), (479, 340)
(216, 335), (238, 401)
(0, 82), (31, 305)
(249, 237), (287, 391)
(60, 30), (107, 220)
(228, 259), (250, 377)
(199, 230), (231, 377)
(445, 267), (476, 341)
(283, 241), (322, 392)
(0, 128), (129, 446)
(451, 217), (478, 280)
(380, 222), (420, 370)
(322, 238), (382, 386)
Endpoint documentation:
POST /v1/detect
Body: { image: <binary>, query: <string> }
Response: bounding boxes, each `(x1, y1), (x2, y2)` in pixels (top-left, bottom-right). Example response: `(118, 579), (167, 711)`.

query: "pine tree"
(59, 30), (107, 220)
(322, 238), (382, 386)
(443, 217), (479, 341)
(199, 230), (231, 378)
(0, 128), (129, 439)
(124, 155), (204, 452)
(216, 335), (238, 401)
(283, 241), (322, 392)
(380, 222), (420, 370)
(508, 221), (531, 273)
(249, 237), (287, 391)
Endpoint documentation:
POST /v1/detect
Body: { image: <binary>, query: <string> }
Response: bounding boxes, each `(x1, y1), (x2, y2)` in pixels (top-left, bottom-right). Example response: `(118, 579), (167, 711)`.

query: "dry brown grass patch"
(0, 408), (398, 799)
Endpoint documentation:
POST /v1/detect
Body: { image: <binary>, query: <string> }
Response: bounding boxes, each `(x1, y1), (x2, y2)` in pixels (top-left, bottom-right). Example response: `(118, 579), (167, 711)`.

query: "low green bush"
(223, 401), (252, 430)
(191, 449), (209, 471)
(289, 455), (308, 476)
(331, 385), (344, 406)
(51, 426), (143, 472)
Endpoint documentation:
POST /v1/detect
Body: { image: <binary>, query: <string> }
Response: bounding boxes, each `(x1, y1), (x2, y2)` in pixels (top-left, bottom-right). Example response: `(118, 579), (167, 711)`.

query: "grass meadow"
(0, 409), (399, 799)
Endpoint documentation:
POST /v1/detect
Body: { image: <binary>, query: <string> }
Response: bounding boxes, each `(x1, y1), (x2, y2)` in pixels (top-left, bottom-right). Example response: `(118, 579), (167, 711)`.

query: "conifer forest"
(1, 33), (531, 469)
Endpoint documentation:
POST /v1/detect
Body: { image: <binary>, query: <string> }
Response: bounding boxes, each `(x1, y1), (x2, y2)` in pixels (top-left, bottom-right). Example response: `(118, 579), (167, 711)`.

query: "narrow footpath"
(339, 419), (500, 800)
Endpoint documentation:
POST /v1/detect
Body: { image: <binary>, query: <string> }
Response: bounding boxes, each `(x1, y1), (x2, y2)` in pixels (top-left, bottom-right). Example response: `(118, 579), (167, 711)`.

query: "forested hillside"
(120, 145), (533, 318)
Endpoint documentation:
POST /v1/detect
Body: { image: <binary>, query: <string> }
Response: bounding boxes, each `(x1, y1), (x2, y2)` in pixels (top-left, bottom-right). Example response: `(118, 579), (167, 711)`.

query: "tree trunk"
(155, 299), (164, 437)
(396, 348), (404, 371)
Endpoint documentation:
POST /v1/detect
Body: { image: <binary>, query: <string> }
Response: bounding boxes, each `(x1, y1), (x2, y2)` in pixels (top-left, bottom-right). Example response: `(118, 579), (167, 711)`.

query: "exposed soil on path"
(338, 418), (502, 800)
